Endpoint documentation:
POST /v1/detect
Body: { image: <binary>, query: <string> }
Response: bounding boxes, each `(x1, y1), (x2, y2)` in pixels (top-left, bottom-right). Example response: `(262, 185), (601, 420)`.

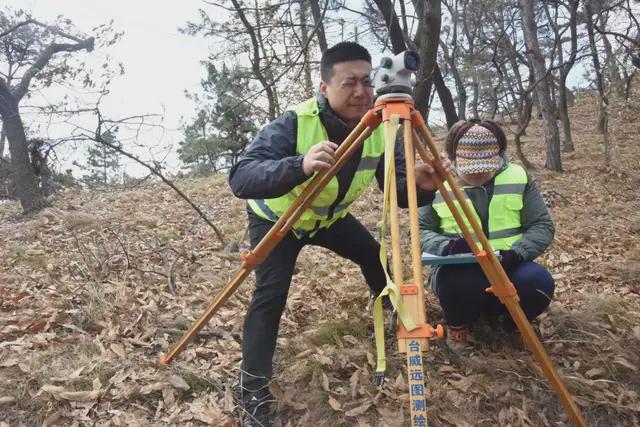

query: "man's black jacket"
(228, 94), (433, 216)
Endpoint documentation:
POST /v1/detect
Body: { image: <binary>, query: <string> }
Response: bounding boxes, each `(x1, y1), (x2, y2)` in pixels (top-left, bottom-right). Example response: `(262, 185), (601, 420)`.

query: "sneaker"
(446, 325), (468, 353)
(240, 389), (276, 427)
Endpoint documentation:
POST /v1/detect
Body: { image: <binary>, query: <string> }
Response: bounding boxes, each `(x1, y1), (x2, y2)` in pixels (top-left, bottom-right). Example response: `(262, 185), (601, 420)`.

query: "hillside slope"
(1, 93), (639, 426)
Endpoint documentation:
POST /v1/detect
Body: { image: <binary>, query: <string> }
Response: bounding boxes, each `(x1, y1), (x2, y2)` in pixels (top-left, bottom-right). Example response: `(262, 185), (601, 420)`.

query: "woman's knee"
(512, 262), (555, 297)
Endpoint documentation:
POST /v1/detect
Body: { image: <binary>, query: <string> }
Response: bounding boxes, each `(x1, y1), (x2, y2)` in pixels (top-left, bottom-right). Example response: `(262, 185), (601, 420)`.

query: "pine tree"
(178, 64), (258, 174)
(81, 130), (122, 188)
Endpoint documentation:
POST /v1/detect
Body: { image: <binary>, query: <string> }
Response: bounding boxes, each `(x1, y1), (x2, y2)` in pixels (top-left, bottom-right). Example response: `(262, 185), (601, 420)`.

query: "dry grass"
(1, 90), (639, 425)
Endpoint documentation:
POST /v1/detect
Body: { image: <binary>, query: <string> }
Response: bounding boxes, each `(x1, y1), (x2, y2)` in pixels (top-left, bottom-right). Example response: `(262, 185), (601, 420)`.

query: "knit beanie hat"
(455, 124), (503, 174)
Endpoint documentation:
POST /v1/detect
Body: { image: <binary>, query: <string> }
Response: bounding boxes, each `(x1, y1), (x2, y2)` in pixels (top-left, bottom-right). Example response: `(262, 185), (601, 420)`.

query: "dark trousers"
(240, 211), (386, 396)
(436, 261), (555, 328)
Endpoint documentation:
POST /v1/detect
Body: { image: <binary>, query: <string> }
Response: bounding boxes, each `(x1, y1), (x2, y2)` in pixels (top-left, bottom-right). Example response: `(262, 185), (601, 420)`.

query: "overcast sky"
(6, 0), (216, 176)
(4, 0), (607, 178)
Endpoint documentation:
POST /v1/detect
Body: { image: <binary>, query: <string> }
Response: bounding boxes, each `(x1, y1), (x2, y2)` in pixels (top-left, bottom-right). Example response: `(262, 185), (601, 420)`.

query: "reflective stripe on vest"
(431, 163), (527, 250)
(248, 98), (385, 237)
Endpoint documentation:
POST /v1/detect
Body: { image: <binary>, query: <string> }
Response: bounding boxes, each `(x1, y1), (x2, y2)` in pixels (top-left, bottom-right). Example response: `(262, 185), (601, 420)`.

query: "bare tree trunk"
(415, 0), (458, 126)
(514, 94), (535, 170)
(0, 124), (6, 157)
(461, 3), (479, 118)
(31, 142), (56, 197)
(557, 78), (573, 152)
(230, 0), (278, 120)
(0, 31), (92, 213)
(439, 1), (466, 120)
(373, 0), (407, 53)
(623, 69), (637, 98)
(299, 0), (314, 97)
(598, 12), (625, 97)
(307, 0), (327, 52)
(433, 65), (459, 128)
(471, 79), (479, 118)
(0, 81), (44, 212)
(519, 0), (563, 171)
(549, 0), (578, 152)
(585, 0), (612, 165)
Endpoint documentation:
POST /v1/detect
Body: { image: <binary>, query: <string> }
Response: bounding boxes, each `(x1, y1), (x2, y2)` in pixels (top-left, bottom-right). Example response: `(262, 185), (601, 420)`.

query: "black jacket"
(228, 94), (433, 214)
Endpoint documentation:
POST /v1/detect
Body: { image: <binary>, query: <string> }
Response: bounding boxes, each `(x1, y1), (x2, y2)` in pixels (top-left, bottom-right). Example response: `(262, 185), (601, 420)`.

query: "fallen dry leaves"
(1, 94), (639, 425)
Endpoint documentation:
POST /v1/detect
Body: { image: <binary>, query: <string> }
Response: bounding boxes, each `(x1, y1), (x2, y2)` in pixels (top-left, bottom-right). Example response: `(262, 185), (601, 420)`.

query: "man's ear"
(319, 80), (328, 98)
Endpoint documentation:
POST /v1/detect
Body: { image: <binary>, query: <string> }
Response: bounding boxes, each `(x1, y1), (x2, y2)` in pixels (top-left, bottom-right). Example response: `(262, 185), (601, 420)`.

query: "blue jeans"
(435, 261), (555, 328)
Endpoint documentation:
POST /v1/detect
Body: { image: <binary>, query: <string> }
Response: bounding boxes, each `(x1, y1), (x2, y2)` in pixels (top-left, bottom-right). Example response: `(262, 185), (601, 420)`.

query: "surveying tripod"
(160, 51), (586, 426)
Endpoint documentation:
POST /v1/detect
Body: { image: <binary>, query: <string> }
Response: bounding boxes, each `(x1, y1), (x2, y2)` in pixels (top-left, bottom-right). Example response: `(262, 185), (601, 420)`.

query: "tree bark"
(514, 95), (535, 171)
(373, 0), (407, 53)
(519, 0), (563, 171)
(0, 79), (44, 212)
(230, 0), (278, 120)
(0, 124), (6, 158)
(413, 0), (457, 126)
(597, 11), (625, 97)
(0, 29), (94, 213)
(369, 0), (456, 126)
(299, 0), (314, 97)
(547, 0), (578, 152)
(307, 0), (327, 52)
(439, 1), (466, 120)
(557, 75), (573, 152)
(433, 65), (459, 128)
(585, 0), (612, 165)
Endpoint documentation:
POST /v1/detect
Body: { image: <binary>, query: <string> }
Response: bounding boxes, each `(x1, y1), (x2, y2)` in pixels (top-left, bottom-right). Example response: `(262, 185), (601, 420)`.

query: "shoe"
(240, 389), (276, 427)
(446, 325), (468, 353)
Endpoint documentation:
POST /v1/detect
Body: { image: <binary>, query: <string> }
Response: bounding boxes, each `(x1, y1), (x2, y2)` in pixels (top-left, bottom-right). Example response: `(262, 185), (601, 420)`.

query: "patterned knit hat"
(455, 124), (502, 174)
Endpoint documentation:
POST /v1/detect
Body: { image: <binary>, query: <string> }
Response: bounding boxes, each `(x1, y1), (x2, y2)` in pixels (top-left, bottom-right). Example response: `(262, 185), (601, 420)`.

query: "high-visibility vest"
(431, 163), (527, 250)
(248, 98), (386, 236)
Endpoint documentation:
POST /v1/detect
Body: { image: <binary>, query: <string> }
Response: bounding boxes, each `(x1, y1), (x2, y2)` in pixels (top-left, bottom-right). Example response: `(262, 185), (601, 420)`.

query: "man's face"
(320, 60), (374, 126)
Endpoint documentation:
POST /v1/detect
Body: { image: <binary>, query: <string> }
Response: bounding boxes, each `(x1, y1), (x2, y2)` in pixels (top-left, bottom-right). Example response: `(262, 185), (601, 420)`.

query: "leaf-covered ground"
(1, 93), (639, 426)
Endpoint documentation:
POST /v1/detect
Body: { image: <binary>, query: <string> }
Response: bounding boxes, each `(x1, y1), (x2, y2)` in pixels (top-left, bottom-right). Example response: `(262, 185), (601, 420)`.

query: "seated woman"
(419, 120), (555, 351)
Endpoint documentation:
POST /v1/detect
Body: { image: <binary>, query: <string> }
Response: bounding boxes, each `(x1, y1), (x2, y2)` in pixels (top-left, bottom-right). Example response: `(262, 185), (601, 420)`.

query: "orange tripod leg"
(410, 113), (587, 427)
(159, 112), (381, 365)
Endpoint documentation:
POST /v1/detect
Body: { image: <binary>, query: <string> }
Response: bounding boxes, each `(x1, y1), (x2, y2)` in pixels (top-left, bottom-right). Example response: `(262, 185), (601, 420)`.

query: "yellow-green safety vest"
(431, 163), (528, 250)
(247, 98), (386, 237)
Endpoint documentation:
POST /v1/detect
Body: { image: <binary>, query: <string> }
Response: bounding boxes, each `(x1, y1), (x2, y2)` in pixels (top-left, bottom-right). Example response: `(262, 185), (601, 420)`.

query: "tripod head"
(370, 50), (420, 98)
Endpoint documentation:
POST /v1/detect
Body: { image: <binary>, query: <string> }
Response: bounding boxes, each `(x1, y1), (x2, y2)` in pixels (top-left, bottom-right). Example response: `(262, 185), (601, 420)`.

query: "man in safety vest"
(229, 42), (450, 425)
(419, 120), (555, 352)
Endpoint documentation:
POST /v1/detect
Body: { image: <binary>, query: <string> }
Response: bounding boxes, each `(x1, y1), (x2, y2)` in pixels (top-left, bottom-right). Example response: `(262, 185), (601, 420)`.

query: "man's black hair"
(320, 42), (371, 83)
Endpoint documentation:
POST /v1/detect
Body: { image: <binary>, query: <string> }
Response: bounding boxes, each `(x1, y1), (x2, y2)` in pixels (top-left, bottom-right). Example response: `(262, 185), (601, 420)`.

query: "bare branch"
(0, 18), (36, 38)
(593, 25), (640, 47)
(12, 37), (95, 102)
(77, 111), (227, 247)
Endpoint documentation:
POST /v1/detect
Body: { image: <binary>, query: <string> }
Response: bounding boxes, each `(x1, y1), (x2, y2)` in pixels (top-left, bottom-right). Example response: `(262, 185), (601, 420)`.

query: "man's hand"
(302, 141), (338, 176)
(415, 157), (454, 192)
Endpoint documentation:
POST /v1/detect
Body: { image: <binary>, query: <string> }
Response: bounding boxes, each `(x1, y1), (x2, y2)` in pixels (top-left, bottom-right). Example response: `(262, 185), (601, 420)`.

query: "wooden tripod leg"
(402, 119), (430, 425)
(160, 117), (379, 365)
(403, 120), (426, 320)
(397, 120), (428, 352)
(410, 119), (587, 427)
(383, 119), (428, 426)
